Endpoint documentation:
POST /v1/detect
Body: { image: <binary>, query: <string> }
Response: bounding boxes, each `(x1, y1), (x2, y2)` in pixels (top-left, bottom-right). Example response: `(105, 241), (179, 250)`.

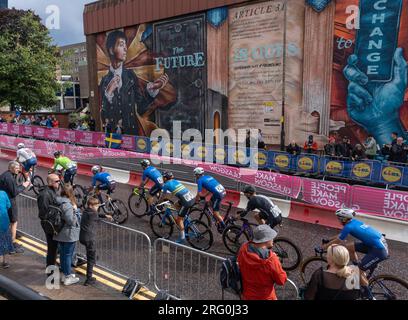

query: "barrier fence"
(2, 123), (408, 187)
(16, 194), (300, 300)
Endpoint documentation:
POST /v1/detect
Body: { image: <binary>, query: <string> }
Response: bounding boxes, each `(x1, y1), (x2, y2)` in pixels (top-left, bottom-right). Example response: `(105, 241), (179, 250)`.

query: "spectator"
(52, 116), (59, 128)
(336, 136), (352, 159)
(389, 137), (408, 163)
(103, 118), (112, 135)
(286, 140), (301, 156)
(324, 137), (337, 157)
(363, 134), (377, 160)
(68, 121), (77, 130)
(303, 135), (318, 154)
(54, 185), (81, 286)
(40, 116), (47, 127)
(46, 116), (53, 128)
(24, 116), (31, 125)
(304, 244), (360, 300)
(30, 115), (36, 125)
(0, 115), (5, 123)
(237, 224), (287, 300)
(37, 174), (60, 269)
(0, 161), (30, 252)
(80, 197), (113, 286)
(88, 117), (96, 132)
(258, 129), (266, 149)
(351, 144), (366, 161)
(0, 190), (13, 269)
(115, 119), (124, 135)
(381, 132), (398, 156)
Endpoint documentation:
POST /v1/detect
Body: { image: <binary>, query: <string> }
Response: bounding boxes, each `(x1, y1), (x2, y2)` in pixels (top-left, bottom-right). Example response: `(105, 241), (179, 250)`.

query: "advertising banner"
(269, 151), (292, 172)
(250, 149), (268, 169)
(302, 179), (351, 210)
(46, 128), (61, 141)
(9, 124), (21, 135)
(379, 164), (405, 185)
(20, 125), (33, 137)
(32, 126), (46, 139)
(59, 128), (76, 143)
(76, 131), (94, 146)
(321, 157), (347, 177)
(349, 161), (374, 181)
(0, 123), (8, 134)
(121, 135), (136, 151)
(135, 136), (150, 154)
(93, 132), (106, 147)
(295, 154), (319, 173)
(351, 185), (408, 221)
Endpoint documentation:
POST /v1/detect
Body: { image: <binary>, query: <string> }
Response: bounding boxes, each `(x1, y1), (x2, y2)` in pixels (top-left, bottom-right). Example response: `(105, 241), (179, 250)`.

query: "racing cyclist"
(193, 167), (226, 232)
(52, 151), (77, 184)
(16, 143), (37, 180)
(322, 208), (389, 299)
(140, 159), (164, 215)
(239, 186), (283, 228)
(90, 165), (116, 204)
(157, 171), (195, 244)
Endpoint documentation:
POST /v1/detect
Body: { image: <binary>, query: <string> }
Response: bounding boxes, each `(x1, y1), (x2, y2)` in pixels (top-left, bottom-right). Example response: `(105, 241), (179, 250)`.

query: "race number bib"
(157, 177), (164, 184)
(215, 185), (225, 193)
(183, 192), (194, 202)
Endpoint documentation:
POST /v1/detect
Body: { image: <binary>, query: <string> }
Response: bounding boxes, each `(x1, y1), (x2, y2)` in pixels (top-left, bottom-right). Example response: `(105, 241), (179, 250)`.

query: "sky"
(8, 0), (95, 46)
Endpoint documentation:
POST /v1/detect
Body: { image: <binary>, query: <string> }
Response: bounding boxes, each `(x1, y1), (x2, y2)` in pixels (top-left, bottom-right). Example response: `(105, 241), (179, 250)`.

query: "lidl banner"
(135, 137), (150, 153)
(250, 150), (268, 169)
(321, 157), (347, 177)
(295, 154), (319, 173)
(213, 146), (228, 164)
(380, 164), (405, 185)
(302, 179), (351, 210)
(269, 152), (293, 172)
(349, 161), (379, 181)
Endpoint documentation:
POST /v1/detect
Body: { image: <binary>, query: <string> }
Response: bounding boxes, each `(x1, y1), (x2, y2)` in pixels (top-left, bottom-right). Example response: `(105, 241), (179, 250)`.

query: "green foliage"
(0, 9), (59, 111)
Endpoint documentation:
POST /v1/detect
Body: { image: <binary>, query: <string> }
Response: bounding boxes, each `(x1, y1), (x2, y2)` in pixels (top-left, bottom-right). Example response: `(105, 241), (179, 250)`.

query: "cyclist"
(157, 171), (195, 244)
(16, 143), (37, 180)
(239, 186), (283, 228)
(193, 167), (226, 232)
(90, 165), (116, 204)
(52, 151), (77, 184)
(322, 208), (389, 298)
(140, 159), (164, 214)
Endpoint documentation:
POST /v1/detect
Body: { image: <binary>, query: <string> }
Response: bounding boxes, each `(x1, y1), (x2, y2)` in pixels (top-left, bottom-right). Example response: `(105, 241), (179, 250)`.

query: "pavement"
(0, 156), (407, 300)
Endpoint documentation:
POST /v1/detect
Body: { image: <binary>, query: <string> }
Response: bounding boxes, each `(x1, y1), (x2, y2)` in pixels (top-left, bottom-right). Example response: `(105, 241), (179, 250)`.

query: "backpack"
(219, 256), (242, 299)
(40, 204), (65, 236)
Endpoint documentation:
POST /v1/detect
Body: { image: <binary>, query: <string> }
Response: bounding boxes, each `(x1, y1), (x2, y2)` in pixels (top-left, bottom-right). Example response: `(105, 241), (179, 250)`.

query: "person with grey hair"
(237, 224), (287, 300)
(0, 161), (31, 253)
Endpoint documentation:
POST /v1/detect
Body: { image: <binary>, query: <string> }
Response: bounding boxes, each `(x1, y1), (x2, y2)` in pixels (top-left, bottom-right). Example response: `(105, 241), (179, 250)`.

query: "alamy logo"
(345, 266), (361, 290)
(45, 5), (60, 30)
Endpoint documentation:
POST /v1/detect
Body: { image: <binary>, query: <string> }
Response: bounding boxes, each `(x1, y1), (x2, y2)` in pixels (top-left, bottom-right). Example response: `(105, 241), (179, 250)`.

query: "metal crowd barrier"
(0, 274), (49, 300)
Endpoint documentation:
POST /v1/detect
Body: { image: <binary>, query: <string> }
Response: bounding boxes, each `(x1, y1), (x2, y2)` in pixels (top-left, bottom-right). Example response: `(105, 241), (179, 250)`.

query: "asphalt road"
(1, 158), (407, 300)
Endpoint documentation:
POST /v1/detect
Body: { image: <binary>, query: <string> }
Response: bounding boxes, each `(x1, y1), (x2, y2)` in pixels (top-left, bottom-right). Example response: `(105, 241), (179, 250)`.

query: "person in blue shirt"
(90, 165), (116, 203)
(157, 171), (195, 244)
(193, 167), (226, 231)
(323, 208), (389, 298)
(139, 159), (164, 214)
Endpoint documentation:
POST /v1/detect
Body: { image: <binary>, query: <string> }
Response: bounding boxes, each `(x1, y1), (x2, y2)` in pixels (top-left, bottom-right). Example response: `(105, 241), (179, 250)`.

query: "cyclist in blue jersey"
(90, 165), (116, 203)
(157, 171), (195, 244)
(193, 167), (227, 232)
(323, 208), (389, 297)
(139, 159), (164, 214)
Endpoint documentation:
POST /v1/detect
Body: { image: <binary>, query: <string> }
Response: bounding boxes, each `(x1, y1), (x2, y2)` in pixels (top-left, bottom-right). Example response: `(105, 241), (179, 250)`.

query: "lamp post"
(280, 0), (288, 151)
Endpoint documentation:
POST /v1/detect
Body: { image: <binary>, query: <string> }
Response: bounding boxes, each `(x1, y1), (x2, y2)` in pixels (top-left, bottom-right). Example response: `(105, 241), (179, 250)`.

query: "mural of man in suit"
(100, 30), (176, 136)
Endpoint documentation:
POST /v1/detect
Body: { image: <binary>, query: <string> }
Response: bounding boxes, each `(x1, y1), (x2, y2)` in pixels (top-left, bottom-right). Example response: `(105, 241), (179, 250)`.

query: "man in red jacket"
(237, 224), (287, 300)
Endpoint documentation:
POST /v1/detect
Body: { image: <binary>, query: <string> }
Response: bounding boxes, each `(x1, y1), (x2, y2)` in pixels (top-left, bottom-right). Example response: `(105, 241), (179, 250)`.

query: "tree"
(0, 9), (59, 111)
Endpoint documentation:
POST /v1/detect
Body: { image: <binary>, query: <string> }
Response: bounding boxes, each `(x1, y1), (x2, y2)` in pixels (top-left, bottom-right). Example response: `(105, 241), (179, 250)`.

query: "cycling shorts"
(64, 167), (77, 184)
(176, 199), (195, 218)
(23, 158), (37, 172)
(355, 239), (389, 272)
(149, 184), (163, 197)
(259, 210), (282, 229)
(97, 182), (116, 194)
(210, 193), (225, 212)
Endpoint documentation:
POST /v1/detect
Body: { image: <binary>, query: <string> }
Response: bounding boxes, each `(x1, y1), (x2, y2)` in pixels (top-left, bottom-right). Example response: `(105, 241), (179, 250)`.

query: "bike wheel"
(73, 185), (85, 208)
(273, 237), (303, 271)
(300, 256), (327, 285)
(111, 199), (129, 224)
(31, 175), (45, 195)
(369, 274), (408, 300)
(128, 193), (148, 218)
(150, 212), (173, 239)
(186, 220), (214, 251)
(222, 225), (250, 255)
(188, 208), (212, 228)
(275, 278), (299, 301)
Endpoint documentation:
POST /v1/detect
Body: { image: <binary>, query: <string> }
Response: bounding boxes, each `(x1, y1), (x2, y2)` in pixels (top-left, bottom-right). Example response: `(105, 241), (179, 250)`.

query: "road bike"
(222, 214), (302, 271)
(128, 186), (150, 218)
(49, 169), (86, 207)
(16, 164), (44, 195)
(82, 188), (129, 225)
(188, 200), (235, 232)
(150, 201), (213, 251)
(300, 239), (408, 300)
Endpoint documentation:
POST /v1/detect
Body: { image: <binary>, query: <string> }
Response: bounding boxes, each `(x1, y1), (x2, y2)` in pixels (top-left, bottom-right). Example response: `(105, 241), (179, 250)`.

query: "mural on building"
(96, 25), (177, 136)
(330, 0), (408, 146)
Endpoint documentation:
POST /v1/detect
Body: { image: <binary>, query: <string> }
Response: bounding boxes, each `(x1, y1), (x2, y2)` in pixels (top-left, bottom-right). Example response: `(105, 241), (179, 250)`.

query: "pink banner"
(0, 123), (8, 134)
(59, 128), (76, 142)
(9, 124), (21, 135)
(76, 131), (94, 146)
(121, 135), (135, 150)
(45, 128), (61, 140)
(32, 126), (46, 138)
(21, 125), (33, 136)
(302, 179), (350, 210)
(351, 186), (408, 221)
(93, 132), (106, 147)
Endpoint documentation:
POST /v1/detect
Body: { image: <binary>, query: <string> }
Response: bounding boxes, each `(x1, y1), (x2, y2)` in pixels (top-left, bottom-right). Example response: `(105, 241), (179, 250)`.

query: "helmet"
(193, 167), (204, 175)
(163, 171), (174, 180)
(243, 185), (256, 194)
(91, 165), (102, 174)
(54, 151), (61, 158)
(140, 159), (150, 168)
(17, 143), (25, 149)
(335, 208), (355, 220)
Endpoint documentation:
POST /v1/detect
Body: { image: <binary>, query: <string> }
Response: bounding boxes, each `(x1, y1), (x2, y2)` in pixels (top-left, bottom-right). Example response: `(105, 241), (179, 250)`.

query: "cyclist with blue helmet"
(140, 159), (164, 214)
(193, 167), (227, 231)
(90, 165), (116, 194)
(157, 171), (195, 244)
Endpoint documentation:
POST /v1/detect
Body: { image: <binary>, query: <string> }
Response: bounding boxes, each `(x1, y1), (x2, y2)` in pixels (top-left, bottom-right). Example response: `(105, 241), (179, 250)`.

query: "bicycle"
(16, 164), (44, 195)
(149, 201), (213, 251)
(188, 200), (235, 231)
(222, 214), (302, 271)
(50, 169), (86, 208)
(128, 186), (153, 218)
(82, 188), (129, 225)
(300, 239), (408, 300)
